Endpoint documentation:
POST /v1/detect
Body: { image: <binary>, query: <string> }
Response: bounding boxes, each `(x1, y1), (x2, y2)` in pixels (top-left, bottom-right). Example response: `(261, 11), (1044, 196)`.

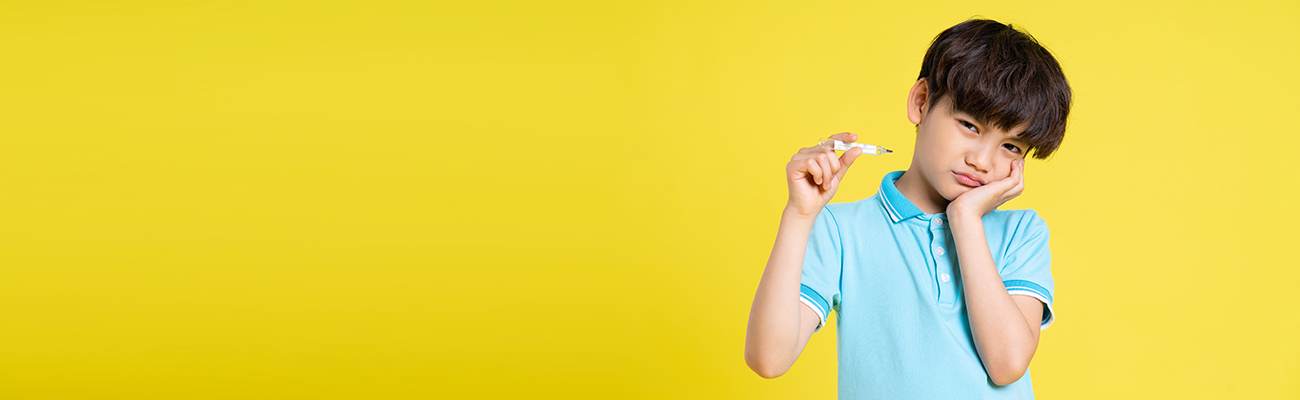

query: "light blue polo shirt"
(799, 170), (1056, 399)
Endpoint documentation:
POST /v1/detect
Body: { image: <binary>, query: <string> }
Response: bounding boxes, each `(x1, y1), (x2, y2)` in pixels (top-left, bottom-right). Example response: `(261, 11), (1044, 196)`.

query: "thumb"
(836, 147), (862, 180)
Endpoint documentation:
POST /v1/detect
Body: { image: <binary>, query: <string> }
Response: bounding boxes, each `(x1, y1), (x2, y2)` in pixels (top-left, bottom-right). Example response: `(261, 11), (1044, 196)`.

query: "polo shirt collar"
(878, 170), (928, 223)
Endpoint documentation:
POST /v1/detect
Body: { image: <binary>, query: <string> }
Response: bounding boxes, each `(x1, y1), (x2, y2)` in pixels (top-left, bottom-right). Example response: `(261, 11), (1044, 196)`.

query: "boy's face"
(907, 79), (1028, 202)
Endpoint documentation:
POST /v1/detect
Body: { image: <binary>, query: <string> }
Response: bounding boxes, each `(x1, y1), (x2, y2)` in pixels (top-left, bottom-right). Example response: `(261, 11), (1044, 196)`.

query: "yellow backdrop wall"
(2, 1), (1297, 398)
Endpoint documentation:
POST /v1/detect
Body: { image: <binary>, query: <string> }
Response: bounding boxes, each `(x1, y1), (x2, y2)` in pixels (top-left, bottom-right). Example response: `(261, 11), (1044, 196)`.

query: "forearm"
(948, 212), (1038, 385)
(745, 206), (816, 376)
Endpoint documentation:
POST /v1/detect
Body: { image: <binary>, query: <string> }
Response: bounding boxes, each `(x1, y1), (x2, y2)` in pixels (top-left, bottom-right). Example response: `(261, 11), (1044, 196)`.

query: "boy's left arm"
(946, 159), (1044, 386)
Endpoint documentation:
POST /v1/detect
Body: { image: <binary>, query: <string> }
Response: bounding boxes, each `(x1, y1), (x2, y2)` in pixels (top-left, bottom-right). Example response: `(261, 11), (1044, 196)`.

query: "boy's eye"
(959, 120), (978, 133)
(1003, 143), (1022, 154)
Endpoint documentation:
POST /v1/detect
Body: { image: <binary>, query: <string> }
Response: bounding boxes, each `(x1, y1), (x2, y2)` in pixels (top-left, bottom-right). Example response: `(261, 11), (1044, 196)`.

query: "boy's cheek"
(996, 165), (1012, 180)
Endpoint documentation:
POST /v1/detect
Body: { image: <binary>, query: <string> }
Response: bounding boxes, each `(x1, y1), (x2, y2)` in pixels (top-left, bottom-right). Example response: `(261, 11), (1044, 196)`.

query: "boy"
(744, 18), (1070, 398)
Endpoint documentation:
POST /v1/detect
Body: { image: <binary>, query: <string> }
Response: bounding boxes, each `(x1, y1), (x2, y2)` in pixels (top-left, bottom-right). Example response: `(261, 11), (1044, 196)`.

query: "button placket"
(933, 222), (956, 306)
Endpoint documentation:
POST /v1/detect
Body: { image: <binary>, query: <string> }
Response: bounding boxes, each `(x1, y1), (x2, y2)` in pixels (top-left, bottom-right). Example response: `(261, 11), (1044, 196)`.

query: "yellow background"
(2, 1), (1298, 398)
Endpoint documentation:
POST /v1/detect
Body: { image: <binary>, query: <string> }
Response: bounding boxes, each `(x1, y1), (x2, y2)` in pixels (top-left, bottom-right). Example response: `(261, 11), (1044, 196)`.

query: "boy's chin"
(942, 185), (970, 200)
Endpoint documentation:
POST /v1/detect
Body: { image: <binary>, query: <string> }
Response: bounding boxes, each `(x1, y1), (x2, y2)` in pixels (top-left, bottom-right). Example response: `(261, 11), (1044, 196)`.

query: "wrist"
(946, 206), (981, 222)
(782, 203), (821, 223)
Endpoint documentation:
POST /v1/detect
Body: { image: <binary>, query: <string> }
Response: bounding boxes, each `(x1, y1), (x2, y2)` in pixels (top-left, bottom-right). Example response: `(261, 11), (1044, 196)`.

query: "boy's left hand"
(946, 159), (1025, 219)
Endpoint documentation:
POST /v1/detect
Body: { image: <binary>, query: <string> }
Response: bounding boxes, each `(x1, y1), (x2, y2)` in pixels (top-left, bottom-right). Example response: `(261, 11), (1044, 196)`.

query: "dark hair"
(918, 18), (1072, 159)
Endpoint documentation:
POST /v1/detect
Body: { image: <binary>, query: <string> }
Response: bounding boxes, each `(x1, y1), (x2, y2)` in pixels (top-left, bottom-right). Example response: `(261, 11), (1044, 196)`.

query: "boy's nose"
(965, 149), (994, 173)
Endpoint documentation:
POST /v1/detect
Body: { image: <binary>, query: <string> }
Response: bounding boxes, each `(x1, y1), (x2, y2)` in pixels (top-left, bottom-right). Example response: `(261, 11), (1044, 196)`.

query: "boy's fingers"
(1001, 159), (1022, 184)
(825, 158), (836, 189)
(816, 157), (833, 189)
(1001, 160), (1025, 196)
(800, 133), (861, 189)
(837, 147), (862, 179)
(806, 159), (823, 185)
(823, 148), (842, 173)
(1015, 160), (1026, 192)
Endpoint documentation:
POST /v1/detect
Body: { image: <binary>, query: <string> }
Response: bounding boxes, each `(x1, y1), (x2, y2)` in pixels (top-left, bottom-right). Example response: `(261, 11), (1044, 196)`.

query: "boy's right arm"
(744, 208), (825, 379)
(744, 132), (863, 379)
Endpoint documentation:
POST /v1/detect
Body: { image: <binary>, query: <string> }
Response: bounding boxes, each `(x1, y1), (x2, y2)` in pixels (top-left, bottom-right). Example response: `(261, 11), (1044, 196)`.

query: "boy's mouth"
(953, 172), (984, 187)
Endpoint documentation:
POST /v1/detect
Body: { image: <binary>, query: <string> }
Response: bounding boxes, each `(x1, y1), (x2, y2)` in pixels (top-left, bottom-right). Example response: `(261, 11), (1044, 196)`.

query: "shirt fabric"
(798, 170), (1056, 399)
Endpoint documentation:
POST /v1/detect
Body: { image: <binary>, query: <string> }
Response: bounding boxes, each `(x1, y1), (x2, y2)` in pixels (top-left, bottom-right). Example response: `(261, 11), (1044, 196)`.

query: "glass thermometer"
(819, 137), (893, 155)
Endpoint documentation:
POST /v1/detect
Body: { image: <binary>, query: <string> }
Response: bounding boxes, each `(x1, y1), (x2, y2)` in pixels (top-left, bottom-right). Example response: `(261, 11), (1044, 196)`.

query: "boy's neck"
(893, 168), (951, 215)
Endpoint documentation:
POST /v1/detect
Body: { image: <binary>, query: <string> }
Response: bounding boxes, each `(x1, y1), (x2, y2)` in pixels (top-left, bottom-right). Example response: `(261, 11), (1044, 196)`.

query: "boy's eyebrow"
(1004, 130), (1029, 145)
(955, 113), (1030, 143)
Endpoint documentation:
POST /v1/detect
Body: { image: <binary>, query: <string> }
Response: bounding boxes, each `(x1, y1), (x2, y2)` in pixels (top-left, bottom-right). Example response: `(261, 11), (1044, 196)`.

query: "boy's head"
(904, 18), (1071, 202)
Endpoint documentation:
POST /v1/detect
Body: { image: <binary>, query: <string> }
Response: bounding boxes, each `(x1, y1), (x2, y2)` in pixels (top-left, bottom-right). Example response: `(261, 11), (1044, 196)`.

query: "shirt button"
(934, 246), (945, 256)
(935, 219), (943, 226)
(941, 273), (950, 283)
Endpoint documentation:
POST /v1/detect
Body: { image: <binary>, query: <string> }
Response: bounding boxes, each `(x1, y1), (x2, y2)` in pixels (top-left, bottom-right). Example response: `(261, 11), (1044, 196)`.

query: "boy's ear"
(907, 78), (929, 126)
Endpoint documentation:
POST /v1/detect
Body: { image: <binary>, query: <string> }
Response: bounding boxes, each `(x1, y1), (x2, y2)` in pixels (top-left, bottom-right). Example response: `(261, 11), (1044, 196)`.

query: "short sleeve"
(798, 206), (843, 334)
(999, 211), (1057, 330)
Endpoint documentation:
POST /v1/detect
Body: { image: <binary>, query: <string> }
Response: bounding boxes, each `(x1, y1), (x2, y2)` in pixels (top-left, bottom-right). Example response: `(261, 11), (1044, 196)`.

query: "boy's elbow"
(987, 362), (1029, 386)
(748, 361), (790, 379)
(744, 350), (791, 379)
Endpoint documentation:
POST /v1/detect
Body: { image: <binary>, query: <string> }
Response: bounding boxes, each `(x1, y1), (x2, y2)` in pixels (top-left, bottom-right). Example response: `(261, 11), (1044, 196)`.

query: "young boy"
(744, 19), (1070, 398)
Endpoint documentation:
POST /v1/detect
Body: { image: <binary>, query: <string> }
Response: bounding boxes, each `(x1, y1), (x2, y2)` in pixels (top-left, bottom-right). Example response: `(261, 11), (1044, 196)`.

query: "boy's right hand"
(786, 132), (863, 219)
